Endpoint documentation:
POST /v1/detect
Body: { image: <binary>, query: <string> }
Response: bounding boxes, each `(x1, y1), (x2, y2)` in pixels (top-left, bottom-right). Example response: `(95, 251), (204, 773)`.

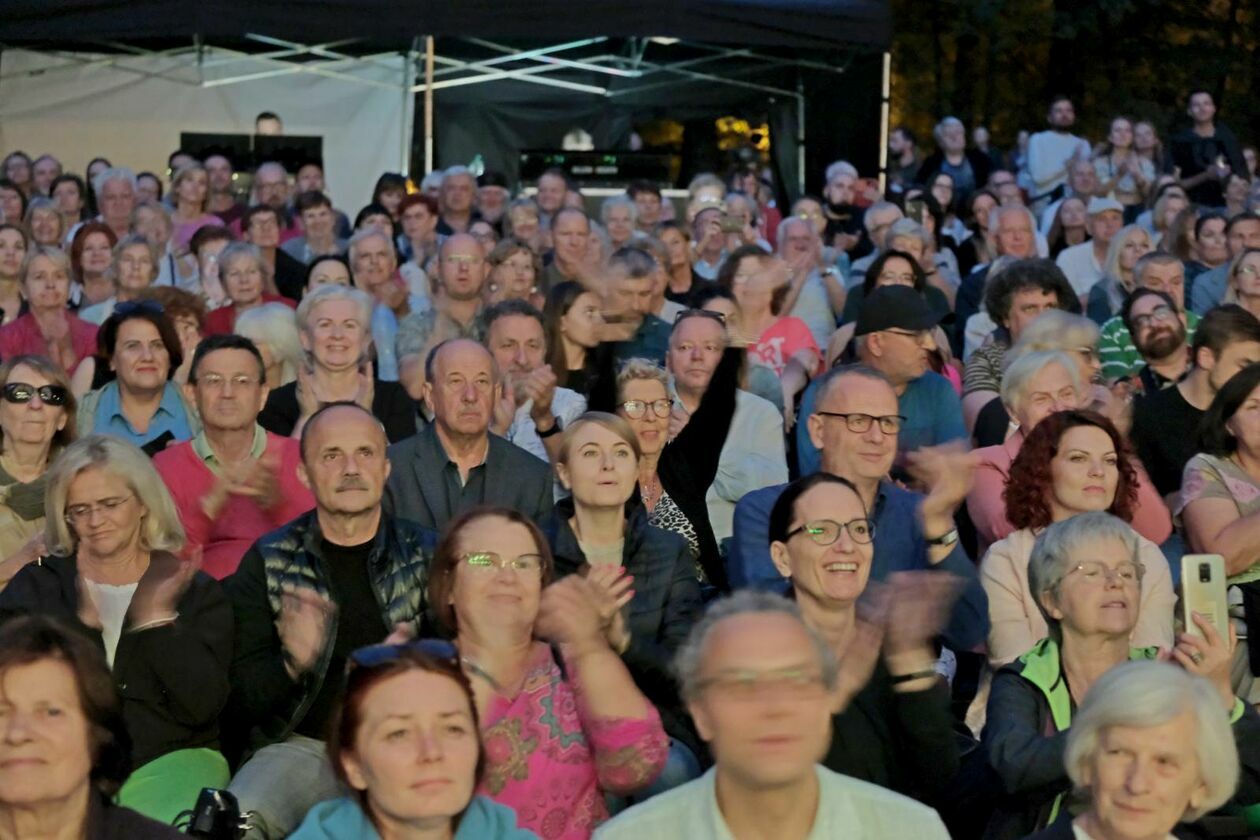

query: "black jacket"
(546, 499), (704, 757)
(825, 660), (959, 803)
(656, 346), (741, 589)
(223, 510), (436, 753)
(0, 554), (232, 768)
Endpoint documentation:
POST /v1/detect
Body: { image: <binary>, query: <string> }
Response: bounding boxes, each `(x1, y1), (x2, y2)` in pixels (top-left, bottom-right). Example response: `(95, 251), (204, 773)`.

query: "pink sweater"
(153, 432), (314, 579)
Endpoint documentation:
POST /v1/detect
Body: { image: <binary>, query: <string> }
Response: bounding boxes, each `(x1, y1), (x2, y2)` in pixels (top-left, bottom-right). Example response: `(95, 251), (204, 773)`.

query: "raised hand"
(1171, 612), (1236, 710)
(521, 364), (558, 424)
(880, 571), (962, 658)
(535, 576), (608, 655)
(355, 361), (376, 412)
(129, 549), (201, 628)
(583, 563), (635, 653)
(276, 586), (335, 679)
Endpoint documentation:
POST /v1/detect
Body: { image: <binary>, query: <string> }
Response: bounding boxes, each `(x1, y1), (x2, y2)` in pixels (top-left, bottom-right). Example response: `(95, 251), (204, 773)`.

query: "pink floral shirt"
(477, 642), (668, 840)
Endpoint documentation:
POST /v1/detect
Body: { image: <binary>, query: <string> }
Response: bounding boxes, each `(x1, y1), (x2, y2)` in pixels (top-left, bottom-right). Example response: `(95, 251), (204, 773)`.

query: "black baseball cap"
(854, 285), (951, 336)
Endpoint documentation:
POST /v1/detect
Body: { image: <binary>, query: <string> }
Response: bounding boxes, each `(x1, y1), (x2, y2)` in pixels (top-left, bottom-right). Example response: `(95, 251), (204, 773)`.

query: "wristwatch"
(537, 416), (563, 438)
(924, 528), (959, 549)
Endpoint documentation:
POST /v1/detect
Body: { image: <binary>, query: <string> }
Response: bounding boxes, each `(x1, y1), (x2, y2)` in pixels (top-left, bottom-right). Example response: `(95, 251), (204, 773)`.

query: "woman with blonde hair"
(0, 435), (232, 824)
(169, 163), (223, 251)
(1084, 224), (1153, 324)
(1221, 247), (1260, 321)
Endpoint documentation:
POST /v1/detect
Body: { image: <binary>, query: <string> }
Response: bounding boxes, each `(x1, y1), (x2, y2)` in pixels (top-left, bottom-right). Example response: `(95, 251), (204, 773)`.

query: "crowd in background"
(0, 93), (1259, 838)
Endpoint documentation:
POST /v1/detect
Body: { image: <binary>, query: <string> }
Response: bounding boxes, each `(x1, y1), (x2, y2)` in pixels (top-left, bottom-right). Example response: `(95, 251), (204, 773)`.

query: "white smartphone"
(1180, 554), (1229, 642)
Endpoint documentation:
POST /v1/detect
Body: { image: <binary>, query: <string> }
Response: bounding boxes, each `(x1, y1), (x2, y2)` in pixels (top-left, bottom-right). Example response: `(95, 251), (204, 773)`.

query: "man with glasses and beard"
(1121, 288), (1192, 395)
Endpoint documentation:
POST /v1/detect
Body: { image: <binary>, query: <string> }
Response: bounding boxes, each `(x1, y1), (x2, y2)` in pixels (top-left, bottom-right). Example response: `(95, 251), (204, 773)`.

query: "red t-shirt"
(748, 316), (821, 376)
(0, 312), (98, 374)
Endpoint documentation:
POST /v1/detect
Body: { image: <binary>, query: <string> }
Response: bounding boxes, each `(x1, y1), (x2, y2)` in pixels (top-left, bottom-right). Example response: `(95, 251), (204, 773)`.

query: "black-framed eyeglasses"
(621, 398), (672, 419)
(1130, 305), (1174, 331)
(349, 638), (459, 670)
(785, 518), (875, 545)
(814, 411), (905, 435)
(673, 308), (726, 326)
(2, 382), (69, 407)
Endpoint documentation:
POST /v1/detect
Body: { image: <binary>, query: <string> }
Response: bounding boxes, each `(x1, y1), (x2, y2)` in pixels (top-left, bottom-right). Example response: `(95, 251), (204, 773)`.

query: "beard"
(1137, 325), (1186, 360)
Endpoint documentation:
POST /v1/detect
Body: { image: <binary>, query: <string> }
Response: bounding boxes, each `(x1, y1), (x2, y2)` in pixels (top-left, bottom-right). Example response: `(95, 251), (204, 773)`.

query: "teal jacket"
(289, 795), (538, 840)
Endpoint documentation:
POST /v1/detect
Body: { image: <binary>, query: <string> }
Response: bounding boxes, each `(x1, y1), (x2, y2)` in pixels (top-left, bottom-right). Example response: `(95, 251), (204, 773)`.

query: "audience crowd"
(3, 92), (1260, 838)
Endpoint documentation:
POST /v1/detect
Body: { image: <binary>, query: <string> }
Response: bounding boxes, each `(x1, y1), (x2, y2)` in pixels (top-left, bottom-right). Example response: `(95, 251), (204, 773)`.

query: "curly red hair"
(1003, 409), (1138, 531)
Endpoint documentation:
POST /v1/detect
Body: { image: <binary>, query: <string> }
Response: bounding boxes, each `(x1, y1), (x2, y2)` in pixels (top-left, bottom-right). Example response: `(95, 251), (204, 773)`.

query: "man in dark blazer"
(384, 338), (553, 531)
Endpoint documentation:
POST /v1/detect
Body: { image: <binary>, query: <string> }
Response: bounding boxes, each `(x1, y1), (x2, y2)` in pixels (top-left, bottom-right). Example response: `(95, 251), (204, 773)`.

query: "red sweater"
(203, 295), (296, 337)
(153, 431), (314, 579)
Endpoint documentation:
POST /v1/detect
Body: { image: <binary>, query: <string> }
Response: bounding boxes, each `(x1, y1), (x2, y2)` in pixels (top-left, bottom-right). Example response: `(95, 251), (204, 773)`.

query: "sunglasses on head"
(2, 382), (68, 406)
(348, 638), (459, 671)
(673, 308), (726, 326)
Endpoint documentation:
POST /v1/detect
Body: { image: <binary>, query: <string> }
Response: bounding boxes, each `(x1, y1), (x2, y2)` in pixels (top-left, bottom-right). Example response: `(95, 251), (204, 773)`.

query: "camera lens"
(1200, 563), (1211, 583)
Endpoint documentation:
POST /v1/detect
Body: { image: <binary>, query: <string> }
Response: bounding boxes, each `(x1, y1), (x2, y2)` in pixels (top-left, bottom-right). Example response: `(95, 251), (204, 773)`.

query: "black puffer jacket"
(546, 499), (704, 758)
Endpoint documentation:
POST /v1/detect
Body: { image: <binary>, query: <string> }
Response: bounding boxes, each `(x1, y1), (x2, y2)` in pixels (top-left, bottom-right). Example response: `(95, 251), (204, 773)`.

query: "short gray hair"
(988, 203), (1037, 237)
(824, 160), (858, 184)
(863, 201), (901, 234)
(886, 218), (931, 249)
(1000, 350), (1082, 413)
(600, 194), (638, 223)
(234, 302), (303, 387)
(217, 241), (266, 277)
(347, 226), (394, 264)
(92, 167), (136, 197)
(1009, 309), (1099, 357)
(673, 590), (838, 702)
(813, 363), (895, 409)
(44, 435), (185, 556)
(1028, 512), (1141, 640)
(295, 283), (374, 335)
(616, 357), (668, 399)
(1066, 661), (1239, 822)
(112, 234), (160, 280)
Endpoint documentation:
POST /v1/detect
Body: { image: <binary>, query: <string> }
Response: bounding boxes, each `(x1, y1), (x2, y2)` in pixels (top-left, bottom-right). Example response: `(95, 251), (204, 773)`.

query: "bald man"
(225, 402), (437, 839)
(384, 338), (554, 531)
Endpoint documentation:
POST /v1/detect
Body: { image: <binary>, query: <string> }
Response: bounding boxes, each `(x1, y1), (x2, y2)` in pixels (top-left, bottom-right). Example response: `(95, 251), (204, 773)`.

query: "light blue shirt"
(1190, 262), (1229, 316)
(371, 294), (428, 381)
(93, 380), (193, 448)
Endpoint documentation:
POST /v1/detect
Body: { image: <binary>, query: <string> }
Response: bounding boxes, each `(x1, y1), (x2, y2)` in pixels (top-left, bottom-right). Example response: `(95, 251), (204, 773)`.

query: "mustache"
(336, 477), (369, 491)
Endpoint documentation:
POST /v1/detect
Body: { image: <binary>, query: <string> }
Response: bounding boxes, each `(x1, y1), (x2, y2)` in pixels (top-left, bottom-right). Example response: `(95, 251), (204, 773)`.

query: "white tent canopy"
(0, 44), (410, 210)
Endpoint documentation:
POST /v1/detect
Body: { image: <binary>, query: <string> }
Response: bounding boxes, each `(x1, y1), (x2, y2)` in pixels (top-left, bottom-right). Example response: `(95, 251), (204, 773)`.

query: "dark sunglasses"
(348, 638), (458, 671)
(2, 382), (69, 406)
(114, 299), (165, 318)
(673, 308), (726, 326)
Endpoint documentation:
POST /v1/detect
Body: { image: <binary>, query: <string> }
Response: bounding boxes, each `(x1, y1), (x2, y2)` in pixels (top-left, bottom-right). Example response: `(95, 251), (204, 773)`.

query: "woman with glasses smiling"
(0, 355), (76, 589)
(982, 512), (1258, 840)
(426, 505), (668, 839)
(767, 472), (960, 804)
(0, 434), (232, 824)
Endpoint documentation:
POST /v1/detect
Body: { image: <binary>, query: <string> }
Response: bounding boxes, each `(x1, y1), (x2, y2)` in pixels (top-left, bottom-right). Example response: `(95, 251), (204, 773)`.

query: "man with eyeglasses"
(797, 285), (965, 477)
(847, 201), (904, 289)
(730, 364), (988, 653)
(595, 591), (951, 840)
(1098, 253), (1200, 384)
(232, 161), (300, 244)
(666, 309), (786, 547)
(395, 233), (488, 395)
(154, 335), (313, 580)
(1118, 288), (1191, 395)
(224, 401), (436, 839)
(384, 338), (553, 533)
(1055, 197), (1124, 300)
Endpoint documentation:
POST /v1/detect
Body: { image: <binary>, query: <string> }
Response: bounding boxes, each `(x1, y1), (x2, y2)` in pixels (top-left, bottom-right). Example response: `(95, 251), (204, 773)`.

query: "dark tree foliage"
(892, 0), (1259, 154)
